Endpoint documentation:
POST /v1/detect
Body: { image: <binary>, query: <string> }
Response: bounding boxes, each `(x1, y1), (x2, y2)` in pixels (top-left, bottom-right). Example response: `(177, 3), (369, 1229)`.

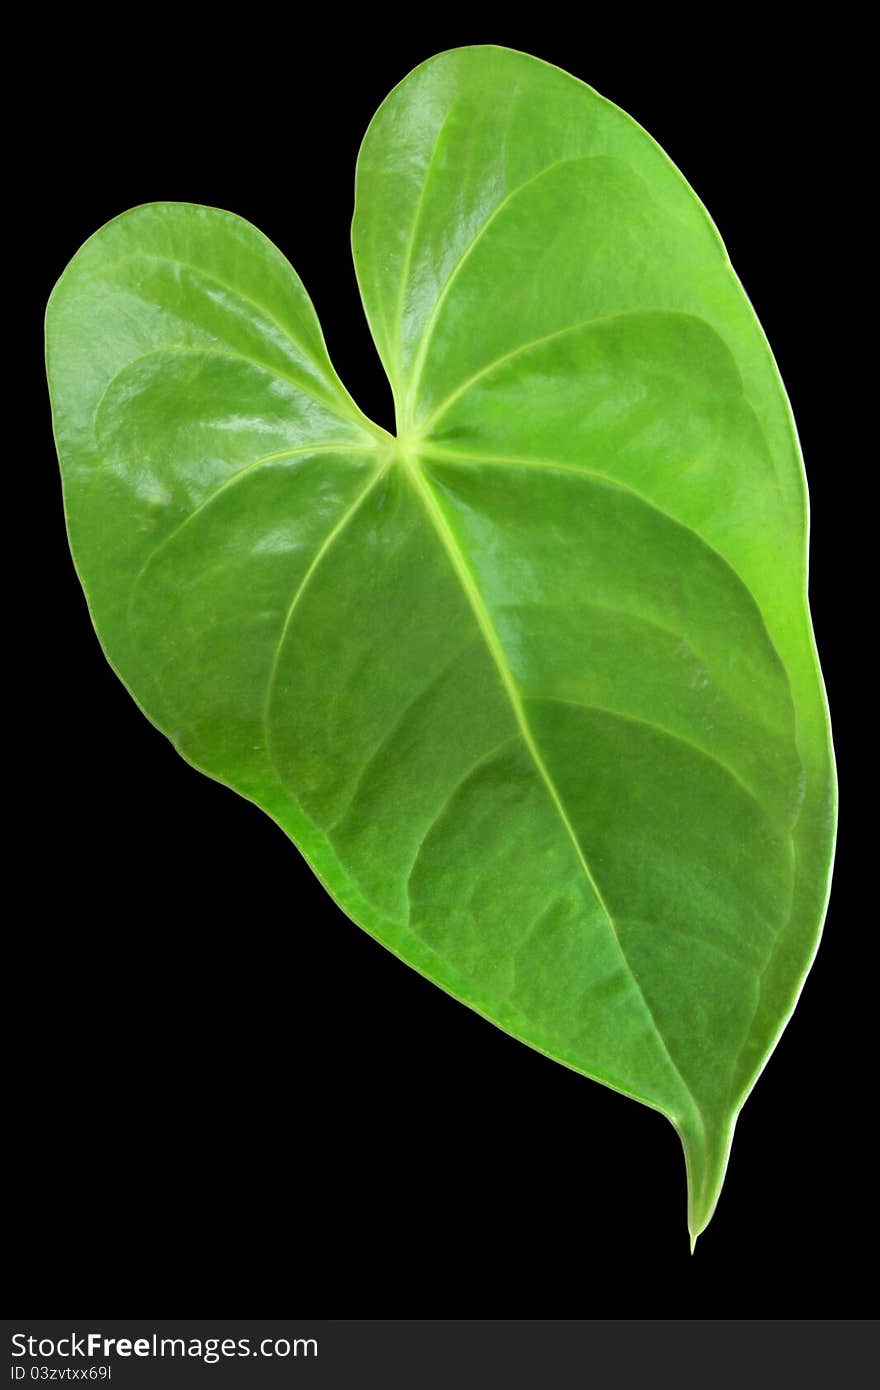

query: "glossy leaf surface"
(46, 46), (835, 1243)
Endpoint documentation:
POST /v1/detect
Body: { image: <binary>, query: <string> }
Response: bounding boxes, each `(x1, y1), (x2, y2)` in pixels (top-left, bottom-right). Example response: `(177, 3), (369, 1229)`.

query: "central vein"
(398, 445), (698, 1115)
(399, 448), (614, 913)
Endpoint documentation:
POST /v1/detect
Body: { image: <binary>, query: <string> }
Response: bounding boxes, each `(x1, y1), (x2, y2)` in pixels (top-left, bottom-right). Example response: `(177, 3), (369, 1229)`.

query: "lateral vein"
(263, 464), (388, 741)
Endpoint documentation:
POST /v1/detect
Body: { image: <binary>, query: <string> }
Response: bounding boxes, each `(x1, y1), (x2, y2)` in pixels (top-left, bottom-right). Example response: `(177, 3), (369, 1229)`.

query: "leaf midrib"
(420, 441), (797, 718)
(255, 436), (701, 1119)
(399, 449), (702, 1124)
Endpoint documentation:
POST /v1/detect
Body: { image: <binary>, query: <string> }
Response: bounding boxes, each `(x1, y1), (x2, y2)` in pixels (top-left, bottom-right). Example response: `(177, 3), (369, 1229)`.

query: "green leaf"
(46, 45), (835, 1245)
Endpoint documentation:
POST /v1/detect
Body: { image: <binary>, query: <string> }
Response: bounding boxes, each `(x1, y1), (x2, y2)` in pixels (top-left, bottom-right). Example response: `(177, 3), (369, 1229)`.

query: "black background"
(13, 12), (862, 1316)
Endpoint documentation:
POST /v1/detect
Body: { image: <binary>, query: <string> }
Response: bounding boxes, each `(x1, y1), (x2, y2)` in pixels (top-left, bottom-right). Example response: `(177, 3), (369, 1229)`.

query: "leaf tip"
(679, 1110), (735, 1253)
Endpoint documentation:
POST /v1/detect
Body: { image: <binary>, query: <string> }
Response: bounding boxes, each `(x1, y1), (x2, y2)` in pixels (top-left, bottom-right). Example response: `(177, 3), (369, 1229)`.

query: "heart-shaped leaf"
(46, 45), (835, 1244)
